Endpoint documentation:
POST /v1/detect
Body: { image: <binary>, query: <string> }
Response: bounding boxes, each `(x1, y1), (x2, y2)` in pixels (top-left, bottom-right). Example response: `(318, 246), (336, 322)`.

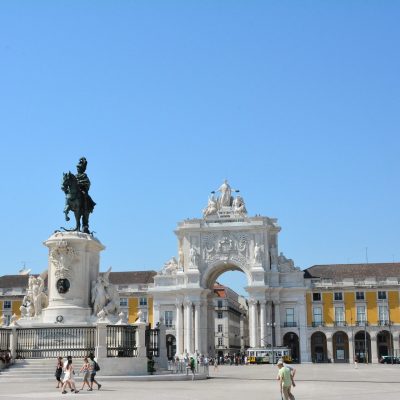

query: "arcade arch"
(332, 331), (349, 363)
(377, 330), (393, 359)
(311, 331), (327, 362)
(283, 332), (300, 362)
(354, 331), (371, 363)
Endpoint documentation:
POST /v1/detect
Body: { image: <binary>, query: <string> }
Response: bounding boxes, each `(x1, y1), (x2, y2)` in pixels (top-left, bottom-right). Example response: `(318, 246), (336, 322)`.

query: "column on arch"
(249, 298), (257, 348)
(259, 300), (267, 347)
(274, 301), (282, 346)
(175, 301), (184, 355)
(185, 300), (193, 354)
(194, 301), (202, 353)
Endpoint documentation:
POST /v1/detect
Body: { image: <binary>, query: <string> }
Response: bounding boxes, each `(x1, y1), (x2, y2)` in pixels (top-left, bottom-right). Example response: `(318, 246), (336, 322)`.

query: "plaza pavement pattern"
(0, 363), (399, 399)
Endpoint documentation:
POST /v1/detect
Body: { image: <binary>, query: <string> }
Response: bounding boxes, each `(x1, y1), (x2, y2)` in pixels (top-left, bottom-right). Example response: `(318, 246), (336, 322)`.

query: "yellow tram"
(247, 347), (292, 364)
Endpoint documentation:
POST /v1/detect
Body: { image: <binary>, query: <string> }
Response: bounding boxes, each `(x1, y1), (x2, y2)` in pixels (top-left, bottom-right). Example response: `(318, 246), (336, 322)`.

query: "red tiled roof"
(304, 263), (400, 280)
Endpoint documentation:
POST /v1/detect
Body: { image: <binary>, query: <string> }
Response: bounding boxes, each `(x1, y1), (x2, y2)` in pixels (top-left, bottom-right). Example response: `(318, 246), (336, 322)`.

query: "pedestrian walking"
(55, 356), (63, 388)
(62, 356), (74, 392)
(213, 357), (218, 372)
(277, 359), (296, 387)
(354, 355), (358, 369)
(88, 353), (102, 391)
(276, 360), (295, 400)
(61, 359), (79, 394)
(79, 357), (91, 390)
(189, 356), (196, 380)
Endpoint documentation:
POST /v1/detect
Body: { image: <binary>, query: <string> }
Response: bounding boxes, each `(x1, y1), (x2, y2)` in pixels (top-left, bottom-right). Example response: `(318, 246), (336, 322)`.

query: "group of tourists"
(55, 353), (102, 394)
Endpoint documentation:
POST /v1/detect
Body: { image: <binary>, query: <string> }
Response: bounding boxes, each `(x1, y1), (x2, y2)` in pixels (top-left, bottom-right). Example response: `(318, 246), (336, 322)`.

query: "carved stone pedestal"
(41, 231), (105, 324)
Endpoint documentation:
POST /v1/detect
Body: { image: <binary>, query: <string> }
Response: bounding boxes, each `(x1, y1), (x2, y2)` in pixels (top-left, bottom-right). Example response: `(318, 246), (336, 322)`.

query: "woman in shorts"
(61, 359), (79, 394)
(79, 357), (91, 391)
(55, 356), (63, 388)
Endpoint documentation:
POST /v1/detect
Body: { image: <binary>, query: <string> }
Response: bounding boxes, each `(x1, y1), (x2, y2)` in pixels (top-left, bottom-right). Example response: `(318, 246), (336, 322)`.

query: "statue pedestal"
(41, 231), (105, 324)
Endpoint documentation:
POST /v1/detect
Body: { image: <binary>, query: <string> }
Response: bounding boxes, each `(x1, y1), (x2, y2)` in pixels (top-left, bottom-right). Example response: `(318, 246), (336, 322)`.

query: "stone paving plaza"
(1, 363), (399, 399)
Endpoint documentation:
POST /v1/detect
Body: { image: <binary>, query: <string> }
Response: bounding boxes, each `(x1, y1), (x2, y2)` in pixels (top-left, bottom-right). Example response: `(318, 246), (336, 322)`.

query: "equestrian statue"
(61, 157), (96, 234)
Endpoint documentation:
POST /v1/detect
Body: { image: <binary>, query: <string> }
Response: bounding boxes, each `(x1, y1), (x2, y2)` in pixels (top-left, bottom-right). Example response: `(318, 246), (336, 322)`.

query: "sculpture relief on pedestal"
(91, 267), (120, 319)
(49, 240), (77, 293)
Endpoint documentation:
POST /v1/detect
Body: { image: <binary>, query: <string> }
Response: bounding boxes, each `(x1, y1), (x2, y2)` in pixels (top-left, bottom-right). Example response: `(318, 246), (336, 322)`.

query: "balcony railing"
(334, 321), (347, 327)
(283, 322), (297, 327)
(356, 320), (369, 326)
(312, 321), (325, 327)
(378, 320), (390, 326)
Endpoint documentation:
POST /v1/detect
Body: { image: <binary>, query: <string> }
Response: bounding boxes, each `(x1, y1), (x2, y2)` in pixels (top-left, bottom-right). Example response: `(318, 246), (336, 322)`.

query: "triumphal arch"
(150, 181), (309, 361)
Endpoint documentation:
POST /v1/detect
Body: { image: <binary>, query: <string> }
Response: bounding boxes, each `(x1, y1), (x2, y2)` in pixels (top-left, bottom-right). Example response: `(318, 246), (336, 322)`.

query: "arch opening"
(332, 331), (349, 363)
(311, 331), (327, 363)
(204, 263), (250, 359)
(354, 331), (371, 363)
(283, 332), (300, 363)
(377, 330), (393, 360)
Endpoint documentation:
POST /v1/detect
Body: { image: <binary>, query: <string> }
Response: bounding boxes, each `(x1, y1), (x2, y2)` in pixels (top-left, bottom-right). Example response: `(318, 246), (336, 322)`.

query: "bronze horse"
(61, 171), (95, 233)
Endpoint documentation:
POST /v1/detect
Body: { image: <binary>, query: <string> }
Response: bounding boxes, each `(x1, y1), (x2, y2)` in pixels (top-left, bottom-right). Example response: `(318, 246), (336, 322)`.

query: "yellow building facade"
(305, 263), (400, 363)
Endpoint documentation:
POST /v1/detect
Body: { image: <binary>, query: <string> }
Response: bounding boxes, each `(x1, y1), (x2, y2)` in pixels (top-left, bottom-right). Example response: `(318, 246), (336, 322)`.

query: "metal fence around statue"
(106, 325), (137, 357)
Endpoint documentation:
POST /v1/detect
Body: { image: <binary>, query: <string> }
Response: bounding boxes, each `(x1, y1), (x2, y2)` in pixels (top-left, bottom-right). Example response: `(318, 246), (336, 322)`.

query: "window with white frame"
(164, 311), (173, 327)
(285, 308), (294, 323)
(119, 297), (128, 307)
(378, 305), (388, 322)
(217, 311), (223, 319)
(312, 293), (321, 302)
(335, 307), (344, 322)
(356, 291), (364, 300)
(217, 324), (223, 333)
(334, 292), (343, 301)
(3, 301), (11, 309)
(313, 307), (322, 323)
(377, 291), (387, 300)
(218, 337), (223, 347)
(356, 305), (366, 323)
(139, 297), (147, 306)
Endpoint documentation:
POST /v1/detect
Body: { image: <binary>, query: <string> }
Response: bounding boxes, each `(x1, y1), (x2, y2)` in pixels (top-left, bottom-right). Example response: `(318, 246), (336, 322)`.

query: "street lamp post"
(363, 321), (368, 364)
(266, 322), (276, 364)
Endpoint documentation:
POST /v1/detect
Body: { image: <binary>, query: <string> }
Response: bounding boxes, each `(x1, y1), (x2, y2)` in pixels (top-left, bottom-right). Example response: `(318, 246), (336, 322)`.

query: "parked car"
(379, 356), (399, 364)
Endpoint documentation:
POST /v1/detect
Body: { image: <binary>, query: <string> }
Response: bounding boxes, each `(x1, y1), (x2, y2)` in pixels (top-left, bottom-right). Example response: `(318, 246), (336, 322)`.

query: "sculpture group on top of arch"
(202, 180), (247, 218)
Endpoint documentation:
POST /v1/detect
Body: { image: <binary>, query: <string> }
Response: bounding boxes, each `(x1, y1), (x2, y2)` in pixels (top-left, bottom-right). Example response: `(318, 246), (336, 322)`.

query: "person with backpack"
(79, 357), (91, 391)
(88, 353), (102, 391)
(189, 356), (196, 381)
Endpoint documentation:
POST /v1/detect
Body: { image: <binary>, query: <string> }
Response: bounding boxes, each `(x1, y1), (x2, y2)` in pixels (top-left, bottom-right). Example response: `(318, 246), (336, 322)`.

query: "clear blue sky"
(1, 1), (399, 296)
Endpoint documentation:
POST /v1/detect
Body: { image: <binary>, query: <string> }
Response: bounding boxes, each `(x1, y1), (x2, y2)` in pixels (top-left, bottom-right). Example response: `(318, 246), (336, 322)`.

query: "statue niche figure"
(61, 157), (96, 234)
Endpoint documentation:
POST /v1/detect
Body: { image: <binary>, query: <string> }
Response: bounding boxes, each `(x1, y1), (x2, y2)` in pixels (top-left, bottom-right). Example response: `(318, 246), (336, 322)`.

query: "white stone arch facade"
(149, 181), (309, 361)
